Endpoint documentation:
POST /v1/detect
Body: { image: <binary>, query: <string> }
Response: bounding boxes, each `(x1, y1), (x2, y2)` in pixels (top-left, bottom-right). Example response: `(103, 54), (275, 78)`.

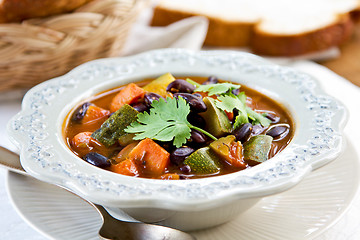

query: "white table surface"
(0, 60), (359, 240)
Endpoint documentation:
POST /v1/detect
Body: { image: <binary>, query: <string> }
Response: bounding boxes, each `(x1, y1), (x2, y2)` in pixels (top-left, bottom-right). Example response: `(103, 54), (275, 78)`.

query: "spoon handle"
(0, 145), (27, 175)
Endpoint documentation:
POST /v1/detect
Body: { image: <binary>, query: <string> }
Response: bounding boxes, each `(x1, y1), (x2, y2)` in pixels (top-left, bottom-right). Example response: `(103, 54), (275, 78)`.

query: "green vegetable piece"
(243, 135), (273, 165)
(91, 104), (139, 147)
(142, 72), (175, 97)
(118, 133), (137, 146)
(184, 147), (221, 174)
(199, 97), (232, 137)
(209, 135), (236, 160)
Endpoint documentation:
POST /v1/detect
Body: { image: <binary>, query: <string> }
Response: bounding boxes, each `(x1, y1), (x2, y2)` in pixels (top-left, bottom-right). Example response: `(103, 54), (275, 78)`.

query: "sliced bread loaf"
(151, 0), (360, 56)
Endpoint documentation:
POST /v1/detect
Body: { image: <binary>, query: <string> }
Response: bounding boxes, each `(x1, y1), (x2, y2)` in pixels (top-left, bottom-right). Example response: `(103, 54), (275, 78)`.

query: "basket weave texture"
(0, 0), (142, 92)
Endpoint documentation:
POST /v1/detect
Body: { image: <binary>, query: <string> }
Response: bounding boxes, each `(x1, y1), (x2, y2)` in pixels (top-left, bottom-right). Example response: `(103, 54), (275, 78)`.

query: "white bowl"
(7, 49), (347, 231)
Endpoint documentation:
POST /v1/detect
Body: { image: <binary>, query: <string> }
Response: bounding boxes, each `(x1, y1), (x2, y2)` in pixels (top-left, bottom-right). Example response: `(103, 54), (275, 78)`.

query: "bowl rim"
(7, 49), (348, 210)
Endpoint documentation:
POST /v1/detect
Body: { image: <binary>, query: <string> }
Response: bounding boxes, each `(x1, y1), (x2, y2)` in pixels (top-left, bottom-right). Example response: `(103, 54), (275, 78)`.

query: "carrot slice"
(110, 83), (145, 112)
(110, 158), (139, 176)
(128, 138), (170, 176)
(114, 142), (138, 164)
(70, 132), (110, 158)
(71, 132), (93, 149)
(82, 105), (110, 124)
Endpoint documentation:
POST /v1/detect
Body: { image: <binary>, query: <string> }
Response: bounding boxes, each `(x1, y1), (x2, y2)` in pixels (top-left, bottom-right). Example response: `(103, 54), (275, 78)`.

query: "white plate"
(6, 137), (359, 240)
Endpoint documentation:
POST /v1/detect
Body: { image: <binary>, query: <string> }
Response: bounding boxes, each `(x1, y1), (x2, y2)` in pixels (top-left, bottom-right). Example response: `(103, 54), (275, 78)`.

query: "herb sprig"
(194, 83), (240, 96)
(125, 97), (217, 148)
(195, 83), (271, 128)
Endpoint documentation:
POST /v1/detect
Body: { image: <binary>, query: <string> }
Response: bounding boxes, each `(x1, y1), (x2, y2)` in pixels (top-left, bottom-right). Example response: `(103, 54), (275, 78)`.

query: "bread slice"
(151, 0), (360, 56)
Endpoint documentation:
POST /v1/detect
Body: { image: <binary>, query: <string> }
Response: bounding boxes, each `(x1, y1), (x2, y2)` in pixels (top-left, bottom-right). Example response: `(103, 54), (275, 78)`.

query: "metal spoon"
(0, 146), (196, 240)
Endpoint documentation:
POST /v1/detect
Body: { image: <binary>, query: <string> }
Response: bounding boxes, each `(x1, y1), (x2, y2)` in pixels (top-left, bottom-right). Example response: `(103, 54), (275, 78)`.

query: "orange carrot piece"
(70, 132), (110, 158)
(110, 83), (145, 112)
(114, 142), (138, 164)
(110, 158), (139, 176)
(71, 132), (93, 148)
(82, 105), (110, 124)
(159, 173), (180, 180)
(128, 138), (170, 175)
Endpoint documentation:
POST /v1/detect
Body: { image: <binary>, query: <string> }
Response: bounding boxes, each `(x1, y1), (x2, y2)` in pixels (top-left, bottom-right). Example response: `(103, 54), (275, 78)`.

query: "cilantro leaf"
(214, 94), (249, 129)
(246, 108), (271, 127)
(125, 97), (217, 148)
(194, 83), (240, 96)
(125, 97), (191, 147)
(214, 92), (271, 129)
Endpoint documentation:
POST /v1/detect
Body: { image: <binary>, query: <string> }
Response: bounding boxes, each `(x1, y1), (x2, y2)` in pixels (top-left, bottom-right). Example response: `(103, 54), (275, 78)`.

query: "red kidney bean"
(131, 102), (148, 112)
(265, 112), (280, 123)
(202, 76), (218, 85)
(180, 165), (191, 173)
(233, 123), (253, 143)
(173, 93), (207, 112)
(232, 88), (240, 95)
(188, 129), (207, 144)
(170, 146), (195, 165)
(166, 79), (196, 93)
(187, 112), (206, 128)
(83, 152), (110, 168)
(266, 124), (289, 139)
(71, 102), (91, 122)
(144, 92), (165, 107)
(252, 124), (266, 135)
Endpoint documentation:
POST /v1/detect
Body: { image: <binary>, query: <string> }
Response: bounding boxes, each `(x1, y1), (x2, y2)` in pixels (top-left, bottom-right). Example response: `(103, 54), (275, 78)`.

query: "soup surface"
(64, 74), (294, 179)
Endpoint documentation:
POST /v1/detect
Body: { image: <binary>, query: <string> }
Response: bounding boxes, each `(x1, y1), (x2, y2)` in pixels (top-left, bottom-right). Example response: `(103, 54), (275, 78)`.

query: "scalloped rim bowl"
(7, 49), (347, 230)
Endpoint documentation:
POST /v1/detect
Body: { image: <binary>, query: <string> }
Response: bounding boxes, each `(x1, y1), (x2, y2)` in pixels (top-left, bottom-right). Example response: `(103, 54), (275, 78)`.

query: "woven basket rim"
(0, 0), (145, 92)
(0, 0), (144, 27)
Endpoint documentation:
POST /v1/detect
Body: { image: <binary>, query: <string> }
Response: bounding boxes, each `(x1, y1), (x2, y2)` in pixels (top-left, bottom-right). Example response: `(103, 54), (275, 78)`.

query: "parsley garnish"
(214, 92), (271, 128)
(194, 83), (240, 96)
(125, 97), (217, 148)
(195, 81), (271, 128)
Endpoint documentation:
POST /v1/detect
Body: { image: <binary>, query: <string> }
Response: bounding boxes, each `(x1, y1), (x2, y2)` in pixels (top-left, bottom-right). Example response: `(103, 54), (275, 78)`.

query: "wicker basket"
(0, 0), (144, 92)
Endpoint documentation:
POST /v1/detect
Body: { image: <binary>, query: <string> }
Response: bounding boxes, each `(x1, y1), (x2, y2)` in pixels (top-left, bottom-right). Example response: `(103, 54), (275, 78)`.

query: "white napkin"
(121, 8), (209, 55)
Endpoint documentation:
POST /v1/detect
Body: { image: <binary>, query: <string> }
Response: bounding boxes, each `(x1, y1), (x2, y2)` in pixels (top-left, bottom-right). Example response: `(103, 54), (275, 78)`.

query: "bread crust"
(151, 5), (358, 56)
(151, 6), (253, 47)
(0, 0), (94, 23)
(251, 14), (355, 56)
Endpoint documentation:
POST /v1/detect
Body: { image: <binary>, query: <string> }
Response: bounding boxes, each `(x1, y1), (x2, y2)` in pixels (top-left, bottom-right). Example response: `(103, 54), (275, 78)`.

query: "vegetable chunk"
(199, 97), (232, 137)
(71, 132), (108, 157)
(110, 83), (145, 112)
(143, 72), (175, 97)
(82, 105), (110, 124)
(91, 104), (139, 147)
(128, 138), (170, 175)
(110, 158), (139, 176)
(243, 135), (273, 165)
(209, 135), (246, 169)
(184, 147), (221, 174)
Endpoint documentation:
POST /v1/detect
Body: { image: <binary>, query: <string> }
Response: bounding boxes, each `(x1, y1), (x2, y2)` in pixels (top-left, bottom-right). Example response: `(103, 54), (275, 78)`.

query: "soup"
(64, 73), (294, 179)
